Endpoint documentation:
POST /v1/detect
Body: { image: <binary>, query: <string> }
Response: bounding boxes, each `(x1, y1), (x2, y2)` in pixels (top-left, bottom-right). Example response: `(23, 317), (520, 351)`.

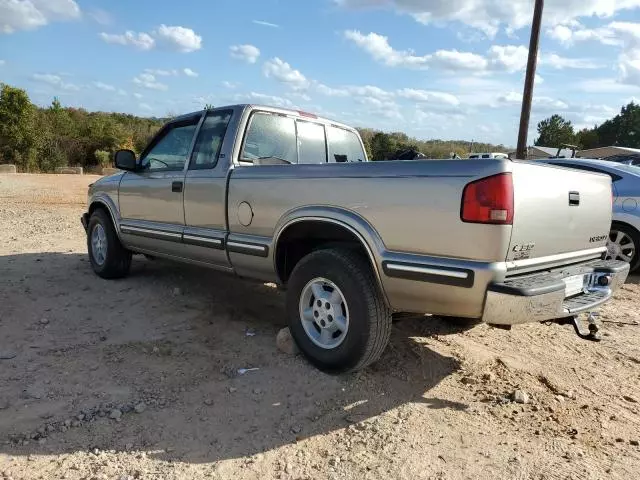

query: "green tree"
(534, 114), (575, 147)
(0, 84), (37, 169)
(370, 132), (397, 160)
(576, 128), (599, 149)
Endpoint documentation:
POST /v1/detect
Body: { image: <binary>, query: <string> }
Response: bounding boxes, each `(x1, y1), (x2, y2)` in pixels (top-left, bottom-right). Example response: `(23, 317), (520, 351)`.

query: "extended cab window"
(297, 121), (327, 164)
(327, 126), (365, 162)
(241, 112), (297, 164)
(189, 110), (233, 169)
(141, 120), (198, 171)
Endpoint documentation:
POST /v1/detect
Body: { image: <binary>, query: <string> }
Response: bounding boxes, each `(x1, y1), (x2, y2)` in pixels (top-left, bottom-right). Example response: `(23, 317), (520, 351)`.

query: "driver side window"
(141, 121), (198, 171)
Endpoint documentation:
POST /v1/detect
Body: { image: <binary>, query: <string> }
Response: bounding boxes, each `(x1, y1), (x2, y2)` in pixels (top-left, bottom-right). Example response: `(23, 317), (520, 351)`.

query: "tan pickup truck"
(82, 104), (629, 372)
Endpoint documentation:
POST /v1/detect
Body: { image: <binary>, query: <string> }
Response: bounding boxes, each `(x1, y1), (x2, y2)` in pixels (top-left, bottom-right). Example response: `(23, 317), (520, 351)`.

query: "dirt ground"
(1, 173), (639, 480)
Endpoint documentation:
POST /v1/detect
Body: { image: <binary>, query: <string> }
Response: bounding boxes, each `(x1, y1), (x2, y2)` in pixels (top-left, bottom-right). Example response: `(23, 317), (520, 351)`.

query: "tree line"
(0, 83), (164, 172)
(5, 81), (637, 172)
(534, 102), (640, 150)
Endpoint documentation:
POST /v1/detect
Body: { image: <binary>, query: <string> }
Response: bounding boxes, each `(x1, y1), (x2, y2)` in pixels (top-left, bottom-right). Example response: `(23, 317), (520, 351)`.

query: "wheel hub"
(91, 224), (107, 266)
(299, 277), (349, 350)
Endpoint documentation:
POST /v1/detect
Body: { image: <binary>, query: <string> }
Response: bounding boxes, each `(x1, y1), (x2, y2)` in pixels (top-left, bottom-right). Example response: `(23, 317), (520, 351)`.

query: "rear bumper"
(482, 259), (630, 325)
(81, 213), (89, 233)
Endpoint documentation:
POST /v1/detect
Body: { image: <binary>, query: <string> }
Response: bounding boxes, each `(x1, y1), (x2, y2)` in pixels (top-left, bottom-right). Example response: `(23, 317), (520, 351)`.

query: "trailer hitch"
(556, 313), (601, 342)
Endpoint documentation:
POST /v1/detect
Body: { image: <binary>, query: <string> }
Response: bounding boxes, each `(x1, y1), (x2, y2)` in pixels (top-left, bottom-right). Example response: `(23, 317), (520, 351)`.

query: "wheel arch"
(273, 207), (389, 306)
(88, 195), (121, 236)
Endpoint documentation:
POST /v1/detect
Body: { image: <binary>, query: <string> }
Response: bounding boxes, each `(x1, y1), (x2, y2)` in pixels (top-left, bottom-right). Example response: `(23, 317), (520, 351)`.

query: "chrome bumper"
(482, 260), (630, 325)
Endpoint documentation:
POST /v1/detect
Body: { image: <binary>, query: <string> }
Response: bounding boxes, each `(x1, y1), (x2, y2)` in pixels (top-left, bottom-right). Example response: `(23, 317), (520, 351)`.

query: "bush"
(94, 149), (111, 168)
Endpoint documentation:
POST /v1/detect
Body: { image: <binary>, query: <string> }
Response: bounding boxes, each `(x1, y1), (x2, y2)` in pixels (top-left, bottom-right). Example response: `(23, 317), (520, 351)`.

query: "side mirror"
(114, 149), (137, 171)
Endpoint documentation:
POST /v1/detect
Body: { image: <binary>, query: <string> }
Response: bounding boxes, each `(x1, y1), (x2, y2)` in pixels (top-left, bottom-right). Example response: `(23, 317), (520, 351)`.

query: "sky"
(2, 0), (640, 146)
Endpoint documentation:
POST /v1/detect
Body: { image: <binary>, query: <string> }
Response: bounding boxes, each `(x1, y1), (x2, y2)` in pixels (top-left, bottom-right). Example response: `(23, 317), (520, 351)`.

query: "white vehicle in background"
(539, 158), (640, 273)
(468, 152), (509, 159)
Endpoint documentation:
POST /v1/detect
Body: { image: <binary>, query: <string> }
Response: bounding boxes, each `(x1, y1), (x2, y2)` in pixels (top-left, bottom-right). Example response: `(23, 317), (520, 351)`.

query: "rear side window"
(327, 126), (365, 162)
(241, 112), (297, 164)
(189, 110), (233, 169)
(482, 154), (490, 159)
(297, 121), (327, 164)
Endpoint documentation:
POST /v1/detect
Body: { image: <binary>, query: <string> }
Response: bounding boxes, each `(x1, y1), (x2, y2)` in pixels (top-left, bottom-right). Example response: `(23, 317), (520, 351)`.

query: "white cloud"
(487, 45), (528, 73)
(117, 89), (127, 96)
(541, 53), (600, 69)
(344, 30), (431, 68)
(235, 92), (295, 108)
(230, 44), (261, 64)
(100, 25), (202, 52)
(139, 103), (152, 111)
(253, 20), (279, 28)
(32, 73), (79, 91)
(222, 81), (238, 89)
(144, 68), (178, 76)
(344, 31), (531, 73)
(133, 73), (168, 91)
(396, 88), (460, 106)
(263, 57), (310, 89)
(100, 31), (155, 50)
(93, 81), (116, 91)
(316, 83), (350, 97)
(619, 49), (640, 84)
(154, 24), (202, 52)
(183, 68), (198, 77)
(1, 0), (80, 34)
(0, 60), (5, 66)
(577, 78), (640, 93)
(133, 92), (143, 99)
(335, 0), (640, 38)
(497, 91), (569, 111)
(428, 49), (488, 71)
(289, 92), (312, 102)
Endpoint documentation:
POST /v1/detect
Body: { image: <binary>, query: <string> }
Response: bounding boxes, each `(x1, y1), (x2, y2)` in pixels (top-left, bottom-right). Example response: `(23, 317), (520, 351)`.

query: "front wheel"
(87, 209), (132, 279)
(286, 248), (392, 373)
(606, 223), (640, 273)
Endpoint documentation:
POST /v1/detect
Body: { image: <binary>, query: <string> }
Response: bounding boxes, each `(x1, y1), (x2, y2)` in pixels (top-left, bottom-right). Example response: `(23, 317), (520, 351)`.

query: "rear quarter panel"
(227, 160), (514, 317)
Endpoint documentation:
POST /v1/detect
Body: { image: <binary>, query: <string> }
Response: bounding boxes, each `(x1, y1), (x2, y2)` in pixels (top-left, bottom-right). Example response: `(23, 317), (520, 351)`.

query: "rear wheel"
(286, 248), (392, 373)
(87, 209), (132, 279)
(606, 222), (640, 273)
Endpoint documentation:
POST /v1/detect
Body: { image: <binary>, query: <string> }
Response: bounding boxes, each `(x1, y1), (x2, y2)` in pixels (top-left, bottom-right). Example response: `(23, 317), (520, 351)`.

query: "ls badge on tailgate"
(512, 242), (535, 260)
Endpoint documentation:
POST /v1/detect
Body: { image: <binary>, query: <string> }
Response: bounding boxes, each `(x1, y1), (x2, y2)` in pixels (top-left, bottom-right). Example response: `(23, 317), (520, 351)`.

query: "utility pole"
(516, 0), (544, 160)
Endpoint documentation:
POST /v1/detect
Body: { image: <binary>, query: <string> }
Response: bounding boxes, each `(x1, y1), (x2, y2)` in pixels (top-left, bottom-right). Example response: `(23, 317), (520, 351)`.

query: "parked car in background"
(468, 152), (509, 159)
(540, 158), (640, 273)
(604, 153), (640, 167)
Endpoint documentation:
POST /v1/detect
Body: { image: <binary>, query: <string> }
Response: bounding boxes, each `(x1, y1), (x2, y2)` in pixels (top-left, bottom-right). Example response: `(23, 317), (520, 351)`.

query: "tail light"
(461, 173), (514, 224)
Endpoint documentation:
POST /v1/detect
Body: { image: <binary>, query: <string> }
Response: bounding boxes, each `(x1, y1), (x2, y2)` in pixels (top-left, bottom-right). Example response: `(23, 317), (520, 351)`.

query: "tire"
(286, 248), (392, 373)
(607, 222), (640, 273)
(87, 209), (132, 279)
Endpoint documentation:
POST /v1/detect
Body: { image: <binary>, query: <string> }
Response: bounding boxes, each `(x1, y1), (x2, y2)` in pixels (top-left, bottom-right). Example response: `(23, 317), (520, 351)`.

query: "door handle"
(569, 191), (580, 206)
(172, 181), (183, 193)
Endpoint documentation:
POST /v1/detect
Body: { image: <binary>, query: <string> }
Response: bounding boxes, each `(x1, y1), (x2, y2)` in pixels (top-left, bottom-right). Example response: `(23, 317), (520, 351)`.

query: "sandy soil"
(1, 173), (639, 480)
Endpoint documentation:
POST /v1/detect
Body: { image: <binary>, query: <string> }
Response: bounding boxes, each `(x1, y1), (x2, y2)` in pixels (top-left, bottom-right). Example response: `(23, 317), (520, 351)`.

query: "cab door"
(181, 109), (235, 269)
(118, 114), (202, 256)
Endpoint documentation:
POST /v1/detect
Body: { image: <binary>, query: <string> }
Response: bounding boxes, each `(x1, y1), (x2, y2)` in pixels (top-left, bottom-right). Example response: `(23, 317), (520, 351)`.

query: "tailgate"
(507, 161), (612, 268)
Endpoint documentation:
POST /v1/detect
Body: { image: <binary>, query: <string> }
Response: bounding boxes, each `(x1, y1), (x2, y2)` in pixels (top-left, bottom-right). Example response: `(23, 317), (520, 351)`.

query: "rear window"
(327, 126), (365, 162)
